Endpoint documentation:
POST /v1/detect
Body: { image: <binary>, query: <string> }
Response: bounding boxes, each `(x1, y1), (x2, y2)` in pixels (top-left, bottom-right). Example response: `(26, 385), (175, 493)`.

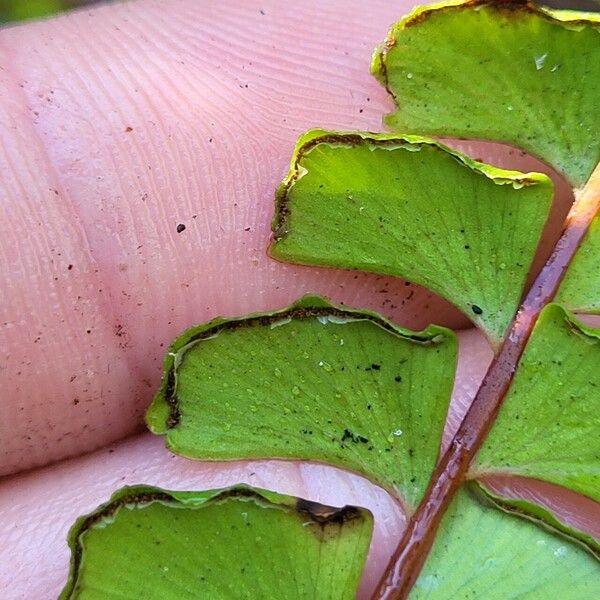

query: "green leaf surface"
(269, 131), (552, 344)
(372, 0), (600, 187)
(410, 486), (600, 599)
(147, 295), (457, 509)
(473, 304), (600, 503)
(60, 485), (373, 600)
(556, 213), (600, 312)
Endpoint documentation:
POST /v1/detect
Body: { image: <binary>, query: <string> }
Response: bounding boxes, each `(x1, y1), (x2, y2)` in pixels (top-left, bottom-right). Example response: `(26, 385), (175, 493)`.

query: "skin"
(0, 0), (596, 598)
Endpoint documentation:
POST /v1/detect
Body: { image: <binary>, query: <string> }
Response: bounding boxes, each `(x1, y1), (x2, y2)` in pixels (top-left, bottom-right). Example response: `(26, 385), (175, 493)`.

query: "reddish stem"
(374, 163), (600, 599)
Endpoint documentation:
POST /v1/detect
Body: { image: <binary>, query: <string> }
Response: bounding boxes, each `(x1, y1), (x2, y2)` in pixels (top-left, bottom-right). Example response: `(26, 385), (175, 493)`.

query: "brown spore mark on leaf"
(211, 487), (265, 503)
(176, 223), (186, 233)
(295, 498), (362, 528)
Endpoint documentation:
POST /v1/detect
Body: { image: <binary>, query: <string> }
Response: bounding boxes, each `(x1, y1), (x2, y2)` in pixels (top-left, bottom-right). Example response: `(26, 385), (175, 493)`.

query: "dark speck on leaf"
(394, 375), (402, 382)
(471, 304), (483, 315)
(341, 428), (369, 444)
(176, 223), (186, 233)
(125, 126), (133, 132)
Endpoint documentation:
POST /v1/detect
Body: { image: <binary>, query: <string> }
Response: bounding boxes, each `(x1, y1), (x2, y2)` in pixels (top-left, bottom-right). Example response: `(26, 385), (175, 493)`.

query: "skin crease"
(0, 0), (597, 598)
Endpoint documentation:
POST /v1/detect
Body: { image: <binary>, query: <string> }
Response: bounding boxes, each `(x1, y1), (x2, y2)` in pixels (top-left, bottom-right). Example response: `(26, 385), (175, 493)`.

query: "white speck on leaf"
(535, 53), (548, 70)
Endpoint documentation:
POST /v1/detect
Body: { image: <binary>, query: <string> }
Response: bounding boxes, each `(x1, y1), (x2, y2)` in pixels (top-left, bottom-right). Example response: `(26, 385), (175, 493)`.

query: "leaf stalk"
(374, 161), (600, 599)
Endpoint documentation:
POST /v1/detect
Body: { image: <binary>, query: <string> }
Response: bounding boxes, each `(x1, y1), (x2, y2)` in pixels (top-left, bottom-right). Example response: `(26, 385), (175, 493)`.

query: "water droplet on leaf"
(318, 360), (333, 372)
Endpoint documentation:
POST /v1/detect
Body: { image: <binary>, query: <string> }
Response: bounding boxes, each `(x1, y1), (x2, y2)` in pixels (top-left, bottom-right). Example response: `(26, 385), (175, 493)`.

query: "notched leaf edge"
(371, 0), (600, 94)
(269, 129), (551, 244)
(59, 484), (372, 600)
(146, 293), (455, 434)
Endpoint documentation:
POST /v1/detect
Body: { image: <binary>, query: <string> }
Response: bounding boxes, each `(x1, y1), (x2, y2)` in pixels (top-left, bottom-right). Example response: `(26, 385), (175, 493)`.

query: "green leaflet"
(62, 4), (600, 597)
(410, 486), (600, 599)
(556, 213), (600, 312)
(473, 304), (600, 503)
(147, 295), (457, 510)
(371, 0), (600, 187)
(477, 480), (600, 556)
(59, 485), (372, 600)
(269, 131), (552, 345)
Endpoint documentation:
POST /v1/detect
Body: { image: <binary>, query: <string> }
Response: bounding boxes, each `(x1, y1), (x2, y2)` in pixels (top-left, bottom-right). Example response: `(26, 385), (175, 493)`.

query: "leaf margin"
(58, 483), (374, 600)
